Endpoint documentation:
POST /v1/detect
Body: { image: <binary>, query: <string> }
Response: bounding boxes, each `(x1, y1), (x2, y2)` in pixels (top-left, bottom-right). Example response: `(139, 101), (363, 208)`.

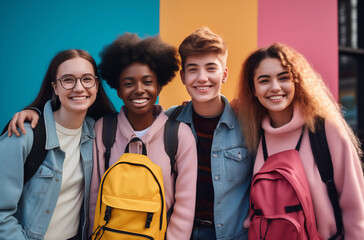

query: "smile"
(195, 86), (210, 90)
(268, 95), (284, 100)
(70, 96), (88, 100)
(132, 99), (148, 104)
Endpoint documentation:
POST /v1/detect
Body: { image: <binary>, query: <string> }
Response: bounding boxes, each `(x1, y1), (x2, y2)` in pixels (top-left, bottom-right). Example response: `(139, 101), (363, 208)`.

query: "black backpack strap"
(309, 117), (344, 239)
(24, 116), (47, 183)
(261, 130), (268, 161)
(102, 113), (118, 170)
(164, 105), (183, 221)
(124, 137), (147, 156)
(165, 105), (184, 175)
(164, 119), (181, 176)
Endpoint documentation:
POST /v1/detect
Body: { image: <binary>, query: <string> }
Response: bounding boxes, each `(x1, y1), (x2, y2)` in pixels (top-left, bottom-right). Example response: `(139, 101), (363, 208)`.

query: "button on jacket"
(166, 96), (253, 240)
(0, 100), (94, 240)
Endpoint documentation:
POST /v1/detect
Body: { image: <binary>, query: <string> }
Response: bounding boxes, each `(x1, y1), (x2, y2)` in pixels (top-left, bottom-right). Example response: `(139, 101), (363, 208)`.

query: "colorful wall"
(0, 0), (337, 129)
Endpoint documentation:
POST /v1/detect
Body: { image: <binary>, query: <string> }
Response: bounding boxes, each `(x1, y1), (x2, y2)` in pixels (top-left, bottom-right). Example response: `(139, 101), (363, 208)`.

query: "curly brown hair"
(236, 43), (362, 156)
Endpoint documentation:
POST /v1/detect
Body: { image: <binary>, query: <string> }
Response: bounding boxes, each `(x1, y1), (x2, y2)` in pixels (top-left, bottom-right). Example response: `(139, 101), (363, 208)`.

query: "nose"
(135, 81), (145, 94)
(73, 78), (85, 92)
(197, 70), (208, 82)
(271, 78), (281, 91)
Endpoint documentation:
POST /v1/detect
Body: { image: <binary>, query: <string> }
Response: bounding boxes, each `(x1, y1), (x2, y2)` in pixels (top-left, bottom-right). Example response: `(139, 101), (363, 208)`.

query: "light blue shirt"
(166, 96), (253, 240)
(0, 100), (94, 240)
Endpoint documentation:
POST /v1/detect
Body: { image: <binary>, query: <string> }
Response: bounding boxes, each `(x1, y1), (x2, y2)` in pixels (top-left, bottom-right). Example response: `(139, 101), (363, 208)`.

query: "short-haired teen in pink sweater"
(234, 43), (364, 239)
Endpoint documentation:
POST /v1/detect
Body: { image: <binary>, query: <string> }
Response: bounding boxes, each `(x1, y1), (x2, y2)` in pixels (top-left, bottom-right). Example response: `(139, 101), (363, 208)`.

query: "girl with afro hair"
(88, 33), (198, 240)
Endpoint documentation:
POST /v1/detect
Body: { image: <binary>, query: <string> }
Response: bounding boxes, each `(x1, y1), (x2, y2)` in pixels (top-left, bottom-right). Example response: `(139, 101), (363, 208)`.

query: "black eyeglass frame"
(55, 74), (98, 90)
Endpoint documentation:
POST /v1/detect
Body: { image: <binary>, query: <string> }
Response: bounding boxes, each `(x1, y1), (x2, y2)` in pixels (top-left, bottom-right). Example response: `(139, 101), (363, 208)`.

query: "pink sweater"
(89, 105), (197, 240)
(254, 105), (364, 239)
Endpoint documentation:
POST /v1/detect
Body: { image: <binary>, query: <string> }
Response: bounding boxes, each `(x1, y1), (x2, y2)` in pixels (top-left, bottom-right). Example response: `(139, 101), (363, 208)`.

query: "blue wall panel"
(0, 0), (159, 129)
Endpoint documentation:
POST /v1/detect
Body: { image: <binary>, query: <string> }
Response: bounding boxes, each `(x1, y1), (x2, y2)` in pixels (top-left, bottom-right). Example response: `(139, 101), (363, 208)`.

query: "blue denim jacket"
(0, 100), (94, 240)
(166, 96), (253, 240)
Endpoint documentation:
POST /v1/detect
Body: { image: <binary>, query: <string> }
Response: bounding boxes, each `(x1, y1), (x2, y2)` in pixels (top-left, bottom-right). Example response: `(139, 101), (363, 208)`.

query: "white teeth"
(72, 97), (87, 100)
(269, 95), (283, 100)
(196, 86), (209, 90)
(132, 99), (147, 104)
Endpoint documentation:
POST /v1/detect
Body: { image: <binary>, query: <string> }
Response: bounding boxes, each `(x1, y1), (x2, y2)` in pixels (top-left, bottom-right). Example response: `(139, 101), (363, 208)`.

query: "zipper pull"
(145, 212), (154, 228)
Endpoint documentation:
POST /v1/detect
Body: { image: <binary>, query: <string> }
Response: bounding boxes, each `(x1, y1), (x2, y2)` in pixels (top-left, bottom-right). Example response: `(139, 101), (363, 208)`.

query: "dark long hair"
(27, 49), (116, 120)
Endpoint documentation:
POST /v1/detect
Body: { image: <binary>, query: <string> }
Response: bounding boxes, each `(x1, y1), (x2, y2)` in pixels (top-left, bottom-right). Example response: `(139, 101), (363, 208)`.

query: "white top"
(134, 126), (150, 138)
(44, 122), (84, 240)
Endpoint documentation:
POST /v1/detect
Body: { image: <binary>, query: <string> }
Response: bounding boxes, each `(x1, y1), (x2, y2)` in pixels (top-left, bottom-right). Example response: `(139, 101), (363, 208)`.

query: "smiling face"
(180, 53), (227, 108)
(117, 62), (159, 130)
(254, 57), (295, 127)
(52, 57), (99, 118)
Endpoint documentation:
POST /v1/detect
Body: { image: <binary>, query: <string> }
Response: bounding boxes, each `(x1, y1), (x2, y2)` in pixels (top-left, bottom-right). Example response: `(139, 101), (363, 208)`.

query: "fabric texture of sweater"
(253, 105), (364, 239)
(89, 105), (198, 240)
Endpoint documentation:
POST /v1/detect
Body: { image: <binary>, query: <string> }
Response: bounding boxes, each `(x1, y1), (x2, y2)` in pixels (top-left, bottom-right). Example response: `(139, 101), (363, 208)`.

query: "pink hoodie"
(253, 105), (364, 239)
(89, 105), (197, 240)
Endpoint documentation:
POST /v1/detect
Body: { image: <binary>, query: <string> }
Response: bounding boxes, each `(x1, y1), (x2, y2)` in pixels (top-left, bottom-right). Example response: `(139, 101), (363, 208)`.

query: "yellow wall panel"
(159, 0), (258, 109)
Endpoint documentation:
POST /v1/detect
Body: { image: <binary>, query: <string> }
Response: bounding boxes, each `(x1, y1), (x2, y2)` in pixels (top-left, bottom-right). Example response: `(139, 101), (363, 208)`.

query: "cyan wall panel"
(0, 0), (159, 129)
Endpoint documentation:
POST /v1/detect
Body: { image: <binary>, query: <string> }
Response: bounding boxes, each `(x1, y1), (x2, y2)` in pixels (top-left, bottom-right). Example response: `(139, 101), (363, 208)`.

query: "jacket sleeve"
(88, 118), (105, 237)
(325, 121), (364, 240)
(0, 125), (33, 240)
(166, 122), (197, 240)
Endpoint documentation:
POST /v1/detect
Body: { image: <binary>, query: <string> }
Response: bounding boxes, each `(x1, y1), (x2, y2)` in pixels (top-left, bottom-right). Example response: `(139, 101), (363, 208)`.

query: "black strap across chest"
(262, 127), (305, 161)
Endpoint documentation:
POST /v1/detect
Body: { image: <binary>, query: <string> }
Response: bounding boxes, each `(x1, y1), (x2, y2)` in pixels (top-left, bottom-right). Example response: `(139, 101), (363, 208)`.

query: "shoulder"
(177, 122), (194, 139)
(0, 122), (34, 156)
(165, 105), (181, 117)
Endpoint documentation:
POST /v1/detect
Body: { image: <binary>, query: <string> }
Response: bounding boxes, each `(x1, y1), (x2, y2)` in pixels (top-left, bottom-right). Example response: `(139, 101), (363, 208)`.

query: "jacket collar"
(177, 95), (235, 130)
(43, 100), (95, 150)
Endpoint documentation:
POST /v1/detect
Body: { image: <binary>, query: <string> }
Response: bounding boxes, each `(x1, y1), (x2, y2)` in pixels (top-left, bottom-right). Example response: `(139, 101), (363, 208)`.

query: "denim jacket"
(0, 100), (94, 240)
(166, 96), (253, 240)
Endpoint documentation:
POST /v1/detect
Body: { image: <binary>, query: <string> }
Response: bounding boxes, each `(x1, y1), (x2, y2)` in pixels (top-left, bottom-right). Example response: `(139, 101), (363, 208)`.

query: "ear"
(222, 67), (228, 83)
(180, 70), (186, 85)
(116, 87), (122, 99)
(51, 81), (59, 95)
(95, 79), (100, 92)
(157, 84), (162, 95)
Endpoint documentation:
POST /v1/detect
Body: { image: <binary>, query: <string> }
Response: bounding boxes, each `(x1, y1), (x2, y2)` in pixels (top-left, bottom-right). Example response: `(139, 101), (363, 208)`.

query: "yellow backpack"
(92, 137), (167, 240)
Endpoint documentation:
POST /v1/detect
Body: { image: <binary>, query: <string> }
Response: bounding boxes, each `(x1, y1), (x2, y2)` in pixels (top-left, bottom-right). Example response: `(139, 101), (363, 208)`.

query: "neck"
(53, 108), (86, 129)
(125, 109), (156, 131)
(192, 96), (224, 117)
(269, 105), (294, 128)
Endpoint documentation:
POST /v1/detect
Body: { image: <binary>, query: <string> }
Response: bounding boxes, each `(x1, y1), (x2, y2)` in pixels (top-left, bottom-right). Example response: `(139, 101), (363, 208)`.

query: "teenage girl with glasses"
(0, 49), (115, 240)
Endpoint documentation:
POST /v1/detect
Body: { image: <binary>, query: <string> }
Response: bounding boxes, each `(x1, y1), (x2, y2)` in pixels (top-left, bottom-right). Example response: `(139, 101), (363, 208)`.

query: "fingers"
(30, 116), (39, 129)
(8, 112), (22, 137)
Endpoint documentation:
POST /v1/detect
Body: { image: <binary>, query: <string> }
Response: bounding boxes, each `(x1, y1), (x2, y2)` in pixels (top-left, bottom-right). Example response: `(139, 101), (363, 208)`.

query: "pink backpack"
(249, 128), (323, 240)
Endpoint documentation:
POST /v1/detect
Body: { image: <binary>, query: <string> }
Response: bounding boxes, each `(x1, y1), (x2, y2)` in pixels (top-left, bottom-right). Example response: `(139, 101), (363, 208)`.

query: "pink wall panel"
(258, 0), (338, 99)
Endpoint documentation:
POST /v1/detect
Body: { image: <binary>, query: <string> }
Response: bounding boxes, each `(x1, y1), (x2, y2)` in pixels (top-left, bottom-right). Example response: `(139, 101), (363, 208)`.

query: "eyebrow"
(185, 62), (218, 69)
(59, 73), (94, 78)
(121, 75), (154, 81)
(257, 71), (289, 80)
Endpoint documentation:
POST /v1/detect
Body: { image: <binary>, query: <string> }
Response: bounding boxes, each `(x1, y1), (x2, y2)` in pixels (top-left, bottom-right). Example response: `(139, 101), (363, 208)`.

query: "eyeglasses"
(56, 74), (98, 90)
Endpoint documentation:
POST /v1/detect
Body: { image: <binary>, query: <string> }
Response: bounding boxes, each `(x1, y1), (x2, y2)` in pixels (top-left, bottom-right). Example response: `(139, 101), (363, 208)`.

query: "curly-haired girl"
(235, 43), (364, 239)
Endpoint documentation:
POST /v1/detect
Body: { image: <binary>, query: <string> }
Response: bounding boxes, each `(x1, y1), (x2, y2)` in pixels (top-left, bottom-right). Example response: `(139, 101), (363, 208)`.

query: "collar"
(177, 95), (235, 130)
(43, 100), (95, 149)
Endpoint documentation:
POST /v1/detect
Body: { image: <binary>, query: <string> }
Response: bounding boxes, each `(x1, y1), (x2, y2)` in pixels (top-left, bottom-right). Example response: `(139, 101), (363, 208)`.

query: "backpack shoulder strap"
(309, 117), (344, 239)
(164, 105), (184, 221)
(24, 116), (47, 184)
(164, 105), (184, 175)
(102, 113), (118, 170)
